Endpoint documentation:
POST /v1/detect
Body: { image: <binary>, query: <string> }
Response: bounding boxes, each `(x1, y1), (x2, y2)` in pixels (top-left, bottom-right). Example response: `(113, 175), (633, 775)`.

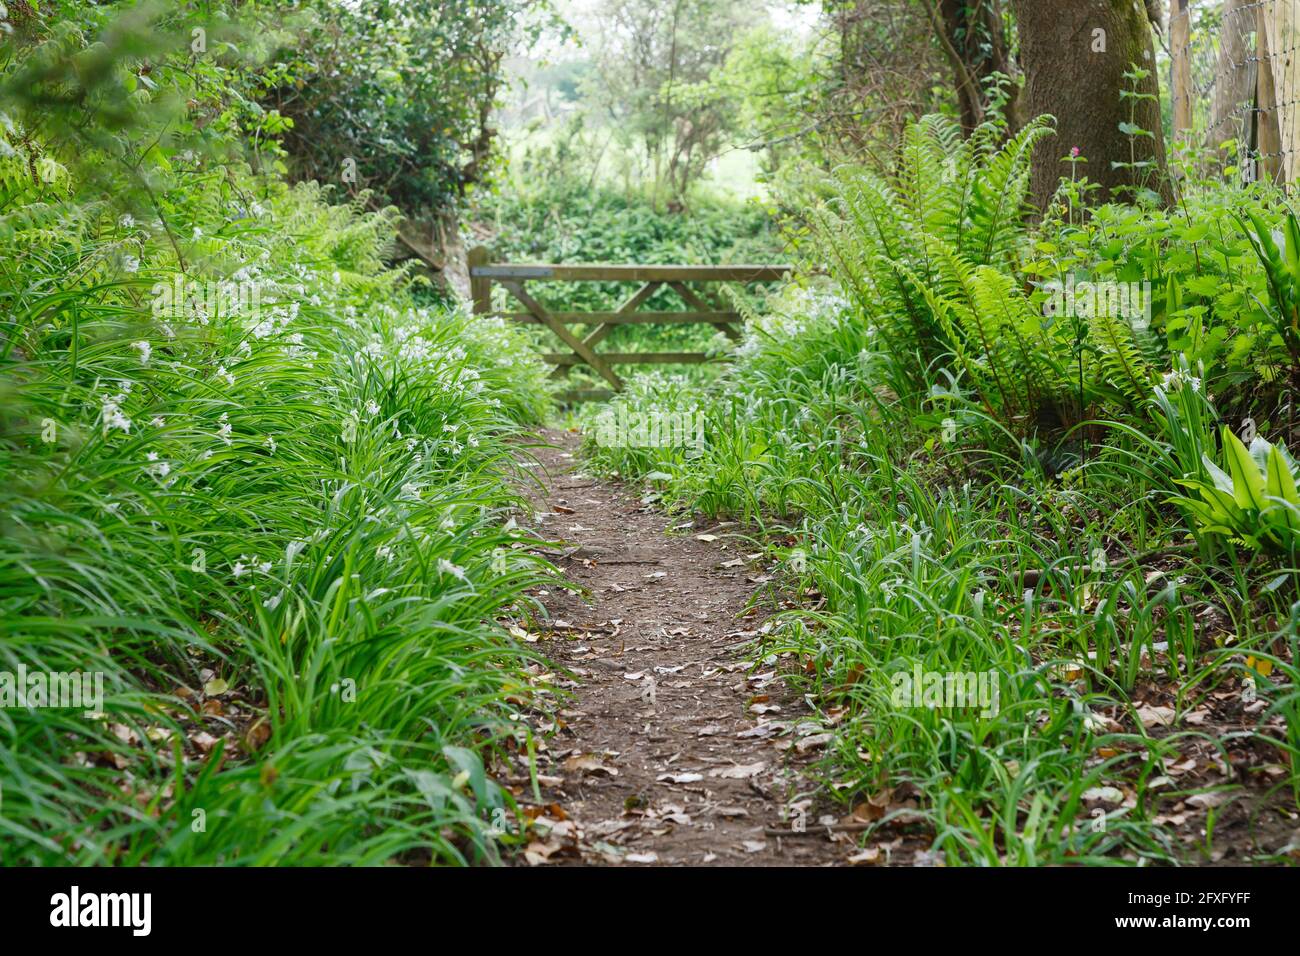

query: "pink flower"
(1070, 146), (1081, 158)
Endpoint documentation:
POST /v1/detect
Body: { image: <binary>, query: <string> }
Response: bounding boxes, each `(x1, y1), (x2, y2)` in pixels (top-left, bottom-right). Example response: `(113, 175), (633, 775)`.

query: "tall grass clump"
(1, 3), (553, 864)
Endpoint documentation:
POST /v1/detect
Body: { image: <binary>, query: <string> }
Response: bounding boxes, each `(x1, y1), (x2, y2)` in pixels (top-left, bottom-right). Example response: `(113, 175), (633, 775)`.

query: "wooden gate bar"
(499, 310), (740, 324)
(668, 280), (740, 341)
(551, 280), (664, 381)
(499, 279), (624, 390)
(542, 352), (711, 366)
(467, 247), (791, 399)
(470, 263), (789, 282)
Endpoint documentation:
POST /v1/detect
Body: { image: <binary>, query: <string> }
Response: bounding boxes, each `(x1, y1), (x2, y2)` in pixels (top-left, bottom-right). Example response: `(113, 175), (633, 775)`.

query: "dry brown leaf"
(1136, 703), (1177, 727)
(563, 754), (618, 777)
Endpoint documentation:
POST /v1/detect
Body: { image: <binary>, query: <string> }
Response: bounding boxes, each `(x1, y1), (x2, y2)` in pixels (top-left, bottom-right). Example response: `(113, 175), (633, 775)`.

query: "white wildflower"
(144, 451), (170, 480)
(133, 340), (151, 365)
(1160, 368), (1201, 394)
(101, 395), (132, 434)
(437, 558), (467, 581)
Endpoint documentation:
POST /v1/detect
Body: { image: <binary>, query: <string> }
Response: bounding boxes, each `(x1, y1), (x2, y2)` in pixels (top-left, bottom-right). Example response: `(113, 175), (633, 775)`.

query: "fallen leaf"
(242, 718), (270, 751)
(709, 761), (766, 779)
(1136, 703), (1177, 727)
(657, 772), (704, 784)
(563, 754), (618, 777)
(1082, 786), (1124, 805)
(795, 732), (833, 753)
(1186, 790), (1233, 810)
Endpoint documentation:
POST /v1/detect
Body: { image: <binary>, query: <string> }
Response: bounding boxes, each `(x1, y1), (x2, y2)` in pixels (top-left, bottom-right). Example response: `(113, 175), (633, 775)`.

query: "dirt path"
(512, 428), (849, 866)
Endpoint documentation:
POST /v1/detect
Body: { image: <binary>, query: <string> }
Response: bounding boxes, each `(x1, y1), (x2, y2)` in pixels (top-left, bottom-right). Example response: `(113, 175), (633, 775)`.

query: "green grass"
(1, 132), (558, 863)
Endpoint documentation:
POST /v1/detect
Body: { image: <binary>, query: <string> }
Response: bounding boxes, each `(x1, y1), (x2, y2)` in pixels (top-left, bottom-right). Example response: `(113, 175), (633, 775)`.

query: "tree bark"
(936, 0), (1018, 133)
(1011, 0), (1173, 209)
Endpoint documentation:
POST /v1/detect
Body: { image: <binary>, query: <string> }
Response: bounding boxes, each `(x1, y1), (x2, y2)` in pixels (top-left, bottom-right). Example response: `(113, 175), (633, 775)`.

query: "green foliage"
(1, 0), (552, 864)
(1026, 160), (1299, 414)
(1173, 427), (1300, 555)
(1239, 208), (1300, 369)
(253, 0), (556, 217)
(581, 109), (1300, 864)
(809, 114), (1083, 430)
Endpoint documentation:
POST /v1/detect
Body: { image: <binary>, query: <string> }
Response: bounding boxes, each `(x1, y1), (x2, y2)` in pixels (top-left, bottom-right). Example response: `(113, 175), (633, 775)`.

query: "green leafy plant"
(1238, 208), (1300, 370)
(1172, 426), (1300, 554)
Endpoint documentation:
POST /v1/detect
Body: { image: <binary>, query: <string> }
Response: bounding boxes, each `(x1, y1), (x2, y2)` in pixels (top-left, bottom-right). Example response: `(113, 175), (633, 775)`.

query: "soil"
(509, 427), (858, 866)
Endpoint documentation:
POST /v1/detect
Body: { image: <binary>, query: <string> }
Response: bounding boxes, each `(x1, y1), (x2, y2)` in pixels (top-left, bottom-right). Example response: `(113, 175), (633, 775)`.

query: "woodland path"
(512, 427), (857, 866)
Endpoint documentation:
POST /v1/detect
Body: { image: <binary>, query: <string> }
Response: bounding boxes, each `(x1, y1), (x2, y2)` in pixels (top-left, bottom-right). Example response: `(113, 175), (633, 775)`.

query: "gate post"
(468, 245), (492, 315)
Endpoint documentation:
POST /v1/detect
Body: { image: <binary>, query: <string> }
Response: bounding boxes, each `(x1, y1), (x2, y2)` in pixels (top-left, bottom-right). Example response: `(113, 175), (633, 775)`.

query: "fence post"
(1170, 0), (1193, 138)
(468, 245), (491, 316)
(1257, 4), (1285, 184)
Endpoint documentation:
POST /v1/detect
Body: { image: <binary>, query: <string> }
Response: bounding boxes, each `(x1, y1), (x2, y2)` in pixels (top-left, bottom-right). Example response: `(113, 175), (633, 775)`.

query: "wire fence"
(1169, 0), (1299, 185)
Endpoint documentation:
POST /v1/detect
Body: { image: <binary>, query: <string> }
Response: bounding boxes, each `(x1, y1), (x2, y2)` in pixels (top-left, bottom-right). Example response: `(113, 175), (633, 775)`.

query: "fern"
(1090, 308), (1156, 406)
(805, 111), (1166, 434)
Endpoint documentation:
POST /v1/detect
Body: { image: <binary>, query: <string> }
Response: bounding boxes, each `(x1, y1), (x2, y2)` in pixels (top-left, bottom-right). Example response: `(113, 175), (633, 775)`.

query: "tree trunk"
(1011, 0), (1173, 209)
(936, 0), (1018, 133)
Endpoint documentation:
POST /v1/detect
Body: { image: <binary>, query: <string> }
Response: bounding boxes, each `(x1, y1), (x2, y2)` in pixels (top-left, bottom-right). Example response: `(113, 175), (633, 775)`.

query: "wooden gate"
(467, 246), (790, 402)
